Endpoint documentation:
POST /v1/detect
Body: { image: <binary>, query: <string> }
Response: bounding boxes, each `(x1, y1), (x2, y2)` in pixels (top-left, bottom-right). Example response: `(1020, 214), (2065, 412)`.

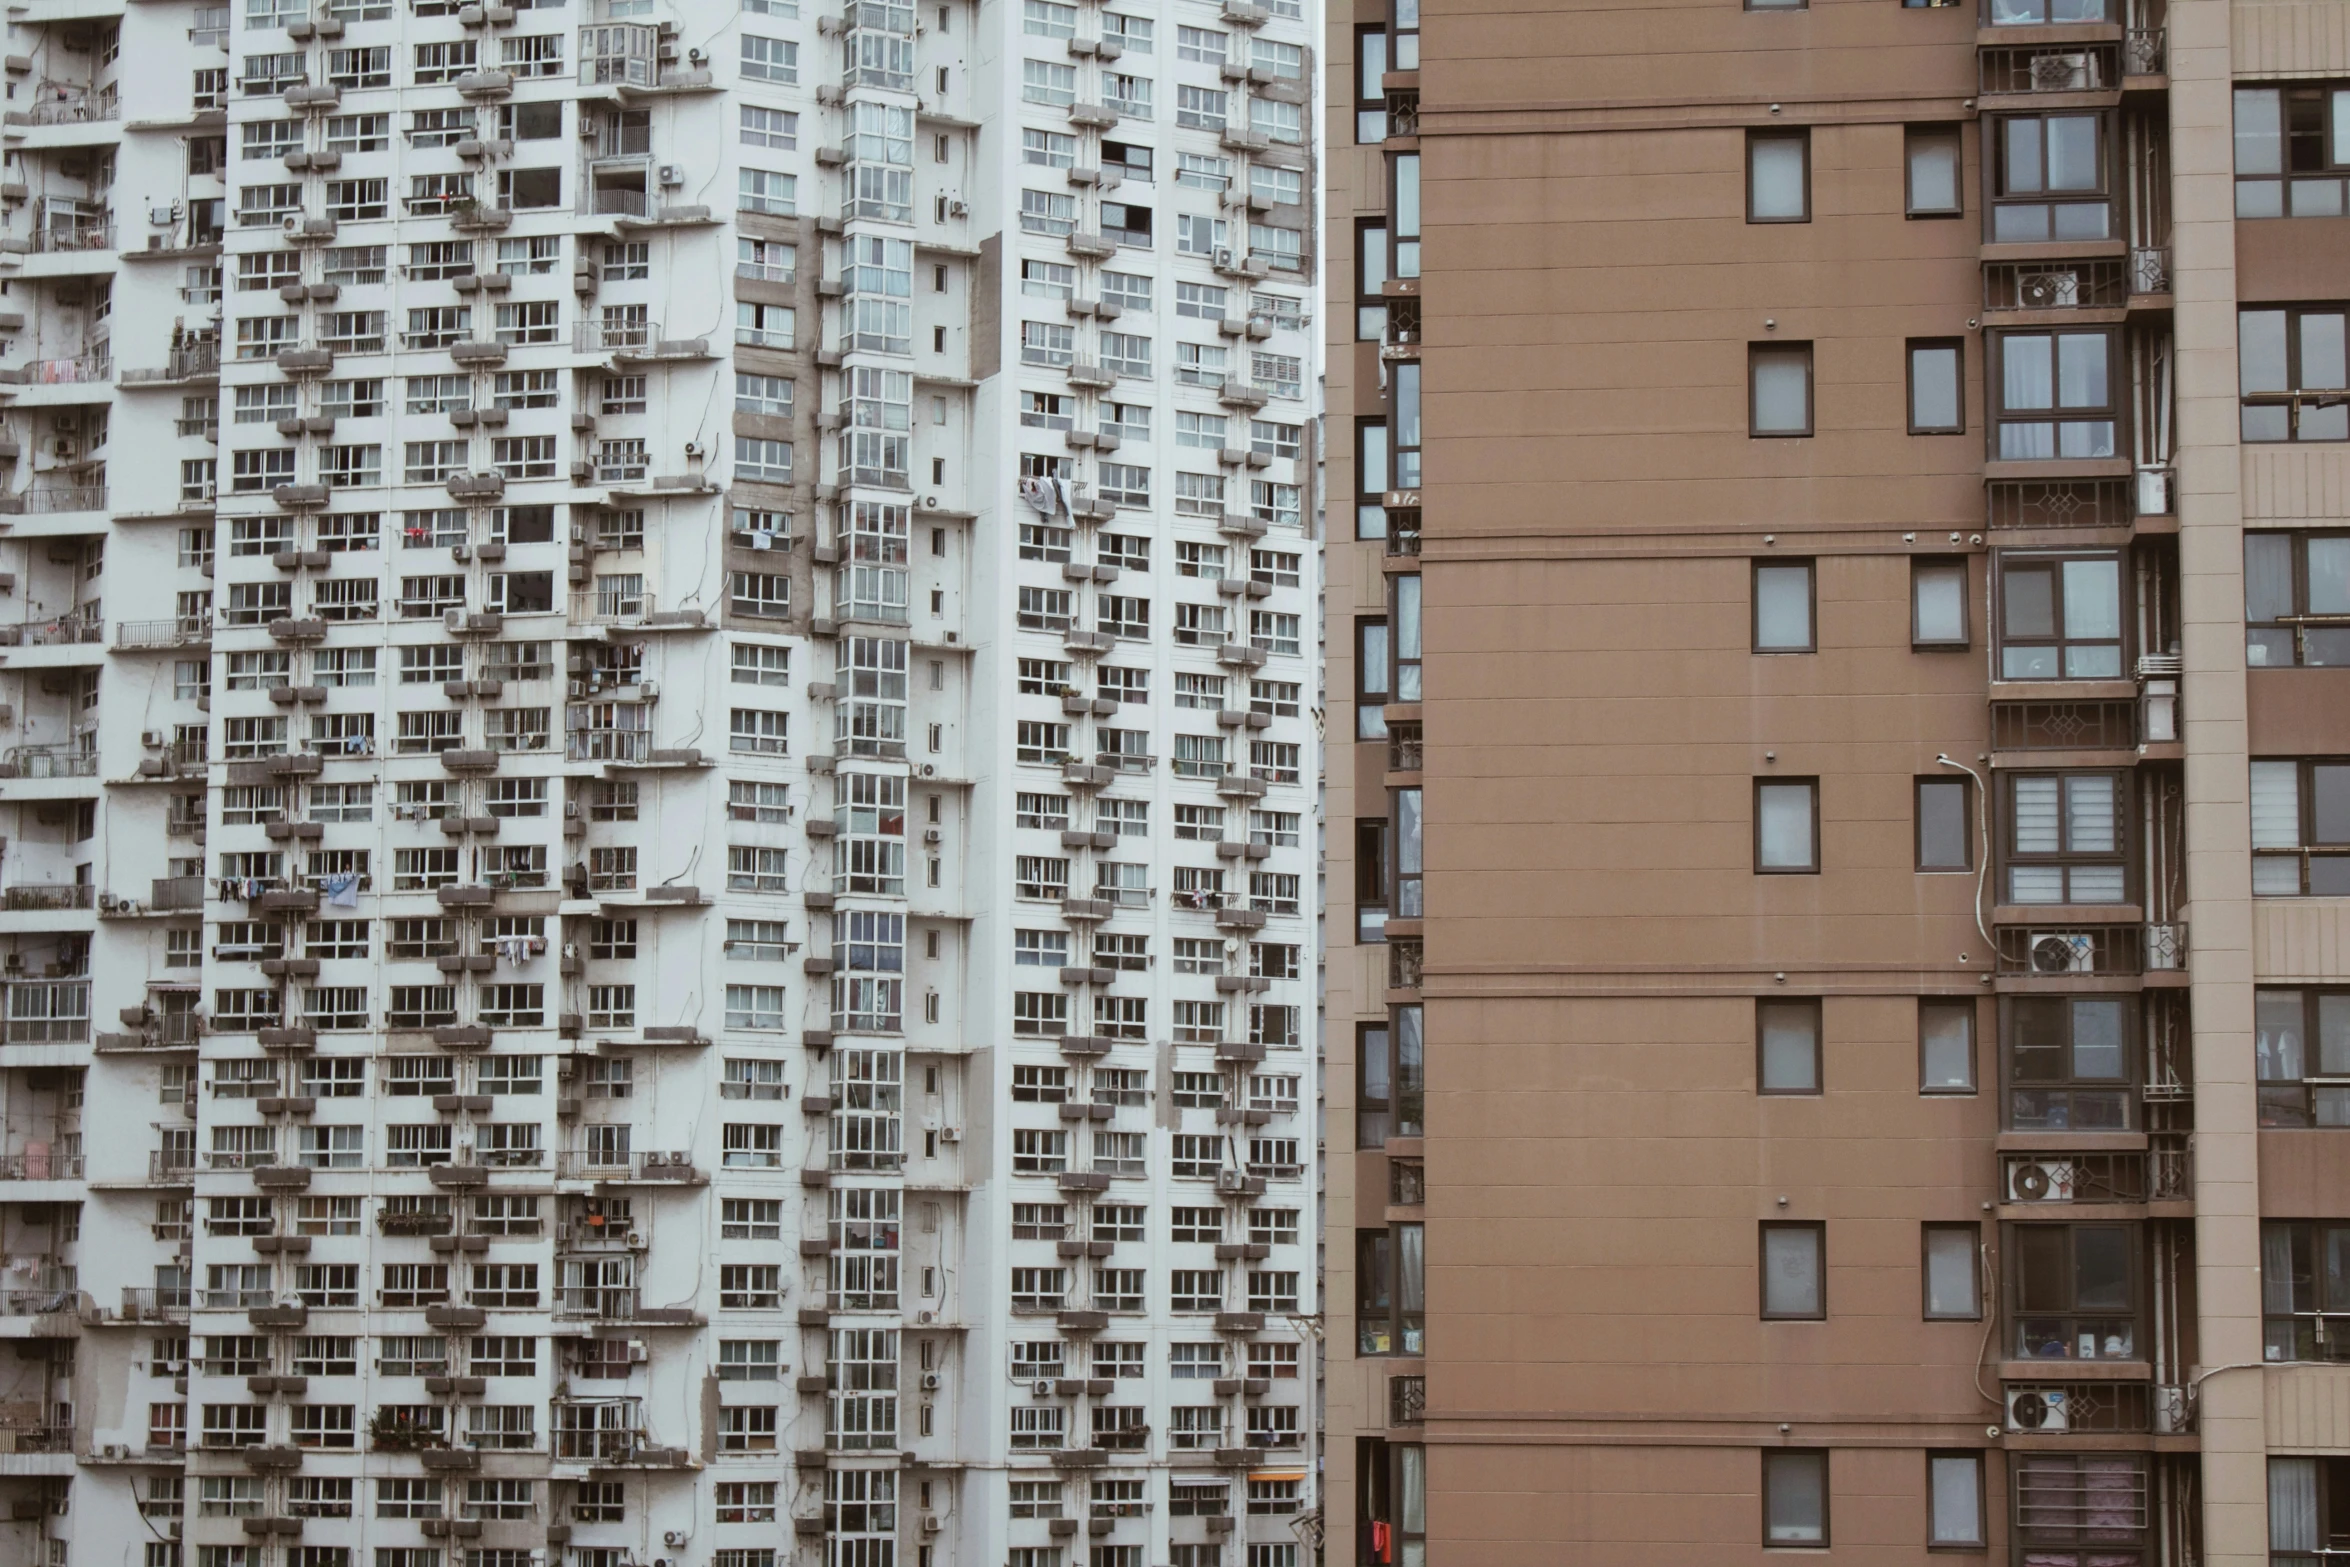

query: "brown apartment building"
(1325, 0), (2350, 1559)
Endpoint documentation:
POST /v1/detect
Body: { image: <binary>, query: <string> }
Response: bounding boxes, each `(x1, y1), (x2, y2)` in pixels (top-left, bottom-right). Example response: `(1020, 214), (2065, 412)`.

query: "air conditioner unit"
(626, 1343), (650, 1362)
(662, 1532), (688, 1548)
(2007, 1159), (2076, 1202)
(642, 1152), (666, 1167)
(150, 205), (178, 227)
(141, 729), (166, 749)
(283, 216), (303, 235)
(948, 199), (969, 217)
(2006, 1387), (2069, 1433)
(2030, 51), (2098, 90)
(923, 827), (942, 844)
(2029, 933), (2096, 975)
(937, 1127), (960, 1143)
(2018, 270), (2081, 309)
(1030, 1379), (1052, 1398)
(1213, 246), (1237, 268)
(920, 1371), (941, 1391)
(2153, 1384), (2189, 1434)
(52, 414), (80, 435)
(921, 1515), (942, 1535)
(919, 764), (937, 778)
(657, 165), (684, 187)
(444, 608), (467, 633)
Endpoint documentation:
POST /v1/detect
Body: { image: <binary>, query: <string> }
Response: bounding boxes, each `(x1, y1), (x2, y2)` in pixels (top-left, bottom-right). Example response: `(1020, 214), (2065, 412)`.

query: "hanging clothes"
(321, 873), (360, 909)
(1018, 475), (1058, 517)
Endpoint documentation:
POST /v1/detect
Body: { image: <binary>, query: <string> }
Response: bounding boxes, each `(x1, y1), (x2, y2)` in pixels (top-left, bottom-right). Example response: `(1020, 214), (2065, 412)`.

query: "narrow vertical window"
(1747, 129), (1810, 221)
(1764, 1450), (1829, 1544)
(1752, 561), (1816, 652)
(1758, 999), (1823, 1095)
(1759, 1225), (1826, 1319)
(1912, 559), (1969, 647)
(1906, 125), (1962, 216)
(1922, 1224), (1981, 1319)
(1751, 343), (1815, 436)
(1917, 776), (1972, 871)
(1755, 780), (1820, 873)
(1927, 1453), (1985, 1547)
(1908, 339), (1964, 432)
(1919, 1000), (1977, 1093)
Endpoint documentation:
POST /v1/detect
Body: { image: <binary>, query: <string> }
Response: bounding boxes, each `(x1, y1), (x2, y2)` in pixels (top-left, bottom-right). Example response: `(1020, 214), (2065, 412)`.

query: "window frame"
(1988, 327), (2120, 461)
(1911, 557), (1971, 649)
(1994, 549), (2127, 681)
(1756, 998), (1823, 1097)
(1905, 123), (1964, 218)
(1762, 1449), (1830, 1549)
(1921, 1222), (1983, 1321)
(1750, 342), (1816, 438)
(2238, 304), (2350, 444)
(1998, 768), (2133, 907)
(1752, 559), (1817, 653)
(1987, 109), (2114, 244)
(2002, 1219), (2142, 1364)
(1759, 1222), (1827, 1321)
(2251, 756), (2350, 895)
(1916, 775), (1973, 872)
(1908, 338), (1966, 434)
(1919, 998), (1979, 1095)
(1746, 128), (1812, 223)
(1926, 1451), (1987, 1550)
(2003, 993), (2137, 1132)
(1754, 777), (1822, 875)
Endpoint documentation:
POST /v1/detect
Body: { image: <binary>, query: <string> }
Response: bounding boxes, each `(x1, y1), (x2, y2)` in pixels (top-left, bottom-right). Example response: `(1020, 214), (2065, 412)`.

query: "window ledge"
(1988, 679), (2137, 703)
(1992, 902), (2141, 926)
(1984, 458), (2134, 482)
(1995, 1130), (2146, 1153)
(1996, 1358), (2150, 1382)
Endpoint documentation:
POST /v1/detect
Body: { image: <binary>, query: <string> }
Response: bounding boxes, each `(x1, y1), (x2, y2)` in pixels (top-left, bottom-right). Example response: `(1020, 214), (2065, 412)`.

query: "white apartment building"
(0, 0), (1318, 1559)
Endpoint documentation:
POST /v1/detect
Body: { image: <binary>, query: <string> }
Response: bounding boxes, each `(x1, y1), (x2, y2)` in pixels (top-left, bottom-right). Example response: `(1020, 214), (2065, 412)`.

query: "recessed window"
(2003, 771), (2127, 905)
(1991, 111), (2110, 242)
(1919, 1000), (1976, 1094)
(1753, 561), (1816, 652)
(2262, 1221), (2350, 1357)
(1755, 779), (1820, 874)
(1764, 1451), (1828, 1547)
(2255, 987), (2350, 1128)
(1760, 1224), (1825, 1321)
(2008, 1222), (2137, 1362)
(1747, 0), (1805, 12)
(1922, 1223), (1981, 1320)
(2234, 85), (2350, 219)
(1751, 343), (1814, 436)
(1917, 776), (1972, 871)
(1748, 129), (1810, 222)
(1355, 618), (1391, 741)
(1912, 559), (1969, 648)
(1758, 999), (1822, 1095)
(1909, 339), (1964, 433)
(1906, 124), (1962, 215)
(1927, 1453), (1985, 1548)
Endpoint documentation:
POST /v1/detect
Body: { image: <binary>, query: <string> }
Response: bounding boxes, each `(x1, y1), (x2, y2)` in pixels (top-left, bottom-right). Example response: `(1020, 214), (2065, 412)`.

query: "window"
(2247, 530), (2350, 666)
(2003, 772), (2126, 904)
(1762, 1449), (1830, 1550)
(1920, 1000), (1977, 1094)
(1755, 780), (1820, 874)
(2243, 307), (2350, 442)
(1923, 1224), (1981, 1320)
(1748, 130), (1809, 222)
(1993, 329), (2116, 458)
(1992, 112), (2110, 241)
(2236, 85), (2350, 218)
(741, 35), (797, 82)
(2009, 995), (2131, 1130)
(1757, 1000), (1821, 1095)
(1750, 344), (1813, 436)
(1913, 559), (1969, 648)
(1997, 552), (2123, 678)
(1917, 777), (1971, 871)
(1909, 340), (1963, 433)
(1752, 561), (1814, 652)
(1760, 1222), (1826, 1321)
(2008, 1222), (2136, 1361)
(2252, 759), (2350, 895)
(1906, 125), (1962, 216)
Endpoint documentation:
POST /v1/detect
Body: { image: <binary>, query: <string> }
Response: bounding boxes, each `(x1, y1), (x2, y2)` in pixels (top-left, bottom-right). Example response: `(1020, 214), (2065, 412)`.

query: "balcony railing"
(0, 616), (102, 647)
(554, 1286), (639, 1320)
(125, 346), (222, 384)
(0, 1271), (76, 1317)
(120, 1285), (192, 1322)
(0, 1151), (84, 1180)
(34, 223), (114, 254)
(117, 617), (212, 651)
(566, 730), (650, 763)
(150, 1151), (197, 1181)
(2, 884), (94, 912)
(8, 356), (111, 386)
(0, 487), (107, 516)
(570, 588), (657, 623)
(574, 319), (658, 353)
(8, 100), (119, 127)
(0, 746), (96, 779)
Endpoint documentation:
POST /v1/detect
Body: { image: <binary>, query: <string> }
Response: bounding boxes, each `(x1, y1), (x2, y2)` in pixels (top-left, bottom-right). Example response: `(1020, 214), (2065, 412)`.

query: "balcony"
(1, 355), (111, 386)
(557, 1151), (705, 1184)
(0, 885), (93, 912)
(0, 1150), (83, 1180)
(123, 346), (222, 386)
(116, 616), (211, 651)
(0, 486), (106, 516)
(119, 1286), (191, 1324)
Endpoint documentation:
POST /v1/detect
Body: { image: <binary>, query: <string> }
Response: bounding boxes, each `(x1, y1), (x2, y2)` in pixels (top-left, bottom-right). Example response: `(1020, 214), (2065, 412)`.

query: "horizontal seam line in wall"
(1415, 93), (1976, 134)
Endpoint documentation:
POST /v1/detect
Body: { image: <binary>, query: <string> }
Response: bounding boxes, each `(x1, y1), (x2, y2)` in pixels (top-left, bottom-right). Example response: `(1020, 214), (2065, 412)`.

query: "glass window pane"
(1925, 1229), (1978, 1317)
(2251, 760), (2303, 849)
(2003, 564), (2056, 639)
(1393, 363), (1421, 451)
(2062, 773), (2117, 853)
(2242, 310), (2291, 393)
(2004, 335), (2055, 411)
(1392, 153), (1419, 240)
(2070, 998), (2126, 1080)
(1920, 1003), (1975, 1091)
(1757, 782), (1815, 870)
(1751, 137), (1806, 218)
(1759, 1002), (1820, 1093)
(2056, 334), (2108, 408)
(1761, 1230), (1823, 1319)
(1914, 561), (1967, 644)
(1753, 355), (1810, 433)
(1918, 779), (1970, 869)
(2257, 990), (2307, 1083)
(1754, 564), (1813, 650)
(2320, 993), (2350, 1076)
(1765, 1452), (1826, 1542)
(2061, 557), (2120, 640)
(2072, 1225), (2131, 1310)
(2246, 534), (2296, 623)
(1359, 424), (1389, 494)
(2238, 88), (2284, 174)
(2046, 115), (2099, 190)
(2311, 537), (2350, 614)
(1930, 1456), (1983, 1545)
(1909, 133), (1959, 212)
(2004, 117), (2045, 193)
(2313, 764), (2350, 845)
(2306, 315), (2349, 391)
(1911, 344), (1961, 429)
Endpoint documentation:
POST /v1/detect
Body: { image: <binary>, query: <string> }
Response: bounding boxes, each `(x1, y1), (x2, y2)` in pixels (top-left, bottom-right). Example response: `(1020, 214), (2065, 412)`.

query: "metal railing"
(118, 617), (212, 651)
(120, 1286), (191, 1321)
(125, 346), (222, 384)
(554, 1286), (640, 1320)
(566, 729), (651, 763)
(570, 588), (658, 623)
(0, 487), (107, 516)
(8, 100), (120, 127)
(2, 885), (94, 912)
(4, 746), (97, 779)
(33, 224), (114, 254)
(0, 616), (102, 647)
(0, 1151), (84, 1180)
(573, 319), (660, 353)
